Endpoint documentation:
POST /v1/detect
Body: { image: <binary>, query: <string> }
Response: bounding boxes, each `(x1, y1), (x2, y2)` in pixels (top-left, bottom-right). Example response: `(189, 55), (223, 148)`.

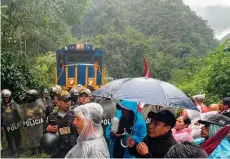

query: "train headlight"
(76, 44), (84, 50)
(68, 79), (75, 86)
(88, 80), (93, 87)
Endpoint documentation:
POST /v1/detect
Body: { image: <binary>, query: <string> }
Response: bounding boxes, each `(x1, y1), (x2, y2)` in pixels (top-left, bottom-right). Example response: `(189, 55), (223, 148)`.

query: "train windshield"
(68, 53), (92, 63)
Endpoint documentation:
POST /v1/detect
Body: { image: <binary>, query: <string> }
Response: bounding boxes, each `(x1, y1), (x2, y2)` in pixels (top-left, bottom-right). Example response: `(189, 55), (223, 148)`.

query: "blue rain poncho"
(106, 100), (147, 158)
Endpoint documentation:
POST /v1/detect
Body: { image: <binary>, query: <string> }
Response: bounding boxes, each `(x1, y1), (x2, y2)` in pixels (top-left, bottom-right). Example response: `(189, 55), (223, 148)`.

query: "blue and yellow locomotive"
(54, 44), (106, 90)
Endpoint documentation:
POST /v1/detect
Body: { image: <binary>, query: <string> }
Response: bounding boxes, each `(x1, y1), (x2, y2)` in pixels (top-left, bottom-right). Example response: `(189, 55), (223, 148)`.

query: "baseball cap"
(58, 90), (71, 102)
(198, 114), (230, 127)
(148, 110), (176, 128)
(79, 89), (91, 96)
(223, 97), (230, 107)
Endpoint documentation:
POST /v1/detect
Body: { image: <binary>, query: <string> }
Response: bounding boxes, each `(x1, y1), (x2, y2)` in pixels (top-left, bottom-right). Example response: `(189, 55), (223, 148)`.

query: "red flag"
(138, 102), (145, 112)
(143, 57), (150, 78)
(201, 125), (230, 155)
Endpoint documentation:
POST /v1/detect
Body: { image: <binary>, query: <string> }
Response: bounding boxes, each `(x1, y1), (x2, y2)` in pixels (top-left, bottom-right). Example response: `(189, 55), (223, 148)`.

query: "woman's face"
(174, 116), (187, 131)
(201, 125), (209, 138)
(73, 113), (85, 134)
(121, 108), (132, 120)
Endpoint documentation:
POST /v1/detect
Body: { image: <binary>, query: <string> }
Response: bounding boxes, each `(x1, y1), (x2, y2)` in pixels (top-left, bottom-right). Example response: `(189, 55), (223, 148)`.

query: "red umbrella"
(201, 125), (230, 155)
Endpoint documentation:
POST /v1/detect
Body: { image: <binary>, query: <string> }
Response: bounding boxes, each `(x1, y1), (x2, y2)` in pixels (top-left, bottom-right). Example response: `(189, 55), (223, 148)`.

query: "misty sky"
(183, 0), (230, 40)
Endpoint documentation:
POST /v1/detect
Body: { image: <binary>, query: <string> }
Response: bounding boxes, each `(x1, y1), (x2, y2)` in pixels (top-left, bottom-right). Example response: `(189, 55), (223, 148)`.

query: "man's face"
(78, 94), (90, 105)
(73, 113), (85, 134)
(54, 95), (59, 104)
(201, 125), (209, 138)
(219, 100), (228, 112)
(57, 99), (71, 112)
(148, 119), (171, 138)
(3, 97), (10, 103)
(42, 92), (48, 98)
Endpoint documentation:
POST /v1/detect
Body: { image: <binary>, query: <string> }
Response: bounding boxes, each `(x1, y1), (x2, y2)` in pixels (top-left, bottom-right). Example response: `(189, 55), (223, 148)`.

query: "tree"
(171, 40), (230, 104)
(92, 27), (156, 78)
(30, 53), (56, 90)
(1, 0), (91, 53)
(1, 0), (91, 100)
(1, 51), (34, 100)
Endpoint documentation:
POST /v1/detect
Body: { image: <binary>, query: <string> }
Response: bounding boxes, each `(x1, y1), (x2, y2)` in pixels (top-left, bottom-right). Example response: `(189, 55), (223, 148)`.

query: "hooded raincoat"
(65, 103), (109, 158)
(105, 100), (147, 158)
(193, 124), (230, 158)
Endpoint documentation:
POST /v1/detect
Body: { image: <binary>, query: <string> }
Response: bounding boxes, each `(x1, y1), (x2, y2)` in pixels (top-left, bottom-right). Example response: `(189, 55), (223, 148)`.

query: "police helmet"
(50, 86), (62, 100)
(53, 85), (62, 95)
(40, 133), (60, 155)
(1, 89), (12, 98)
(54, 85), (61, 89)
(26, 89), (38, 97)
(42, 88), (48, 94)
(26, 89), (39, 102)
(77, 84), (83, 91)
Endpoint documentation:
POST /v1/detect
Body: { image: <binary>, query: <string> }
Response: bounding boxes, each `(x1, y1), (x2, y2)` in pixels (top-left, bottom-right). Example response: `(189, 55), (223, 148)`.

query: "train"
(54, 43), (106, 91)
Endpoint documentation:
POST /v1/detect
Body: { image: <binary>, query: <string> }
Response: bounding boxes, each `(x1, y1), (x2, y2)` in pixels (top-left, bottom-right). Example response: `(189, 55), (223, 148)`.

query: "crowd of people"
(1, 85), (230, 158)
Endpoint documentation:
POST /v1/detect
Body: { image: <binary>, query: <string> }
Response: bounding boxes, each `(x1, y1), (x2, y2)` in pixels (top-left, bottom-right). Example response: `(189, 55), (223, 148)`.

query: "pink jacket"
(172, 127), (193, 143)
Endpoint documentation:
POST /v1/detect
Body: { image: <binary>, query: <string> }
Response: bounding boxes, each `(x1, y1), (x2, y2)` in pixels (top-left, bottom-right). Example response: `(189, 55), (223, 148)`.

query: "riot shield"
(99, 99), (118, 139)
(19, 98), (45, 148)
(19, 101), (45, 124)
(1, 102), (22, 132)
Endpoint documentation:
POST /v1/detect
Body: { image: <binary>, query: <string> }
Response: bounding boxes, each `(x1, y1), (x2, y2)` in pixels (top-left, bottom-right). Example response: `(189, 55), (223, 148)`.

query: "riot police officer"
(70, 88), (91, 110)
(44, 90), (77, 158)
(20, 89), (45, 157)
(46, 85), (62, 114)
(69, 84), (83, 106)
(1, 89), (21, 158)
(41, 88), (51, 107)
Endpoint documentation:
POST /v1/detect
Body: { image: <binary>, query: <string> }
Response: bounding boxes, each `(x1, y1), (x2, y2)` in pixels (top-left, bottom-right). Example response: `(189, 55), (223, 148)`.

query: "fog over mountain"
(183, 0), (230, 40)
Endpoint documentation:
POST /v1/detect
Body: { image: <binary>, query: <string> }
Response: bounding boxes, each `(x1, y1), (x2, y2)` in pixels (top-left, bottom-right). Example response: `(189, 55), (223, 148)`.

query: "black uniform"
(45, 109), (77, 158)
(129, 131), (177, 158)
(44, 100), (58, 127)
(45, 101), (59, 116)
(221, 109), (230, 118)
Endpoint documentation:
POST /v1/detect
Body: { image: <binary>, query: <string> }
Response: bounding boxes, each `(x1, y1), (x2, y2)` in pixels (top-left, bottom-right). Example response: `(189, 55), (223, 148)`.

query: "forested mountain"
(74, 0), (218, 80)
(2, 0), (226, 102)
(199, 5), (230, 40)
(183, 0), (230, 40)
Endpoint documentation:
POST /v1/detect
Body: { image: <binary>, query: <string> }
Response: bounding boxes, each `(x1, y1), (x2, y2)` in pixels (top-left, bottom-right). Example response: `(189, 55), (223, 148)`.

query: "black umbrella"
(93, 77), (198, 111)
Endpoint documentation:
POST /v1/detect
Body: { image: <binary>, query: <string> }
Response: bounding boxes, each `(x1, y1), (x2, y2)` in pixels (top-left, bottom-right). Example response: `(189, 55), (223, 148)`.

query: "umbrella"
(93, 77), (198, 111)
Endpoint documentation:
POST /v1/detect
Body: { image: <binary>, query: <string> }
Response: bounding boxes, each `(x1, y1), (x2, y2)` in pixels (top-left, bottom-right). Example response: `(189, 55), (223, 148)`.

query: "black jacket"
(129, 130), (177, 158)
(45, 109), (78, 158)
(221, 109), (230, 118)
